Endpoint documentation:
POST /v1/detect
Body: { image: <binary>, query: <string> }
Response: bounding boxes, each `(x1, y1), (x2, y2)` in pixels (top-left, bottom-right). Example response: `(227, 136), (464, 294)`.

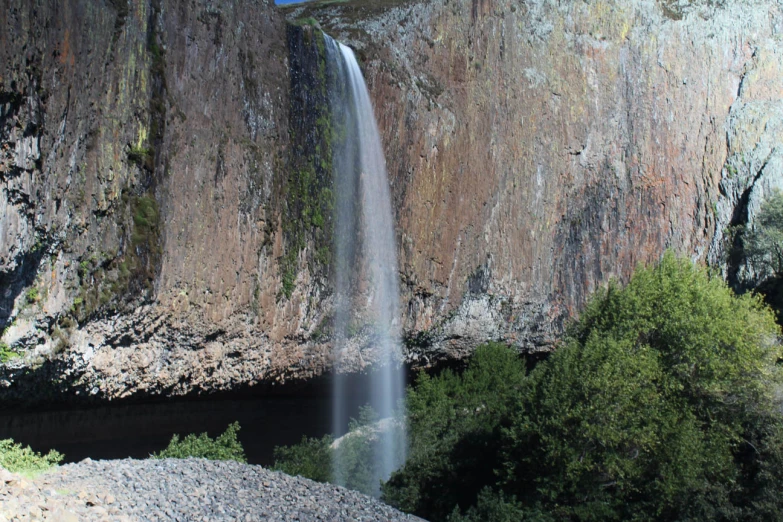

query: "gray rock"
(27, 458), (424, 522)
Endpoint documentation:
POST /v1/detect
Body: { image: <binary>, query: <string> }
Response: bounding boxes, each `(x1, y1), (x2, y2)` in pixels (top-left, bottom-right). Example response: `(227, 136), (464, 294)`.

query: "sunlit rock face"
(302, 0), (783, 358)
(1, 0), (781, 404)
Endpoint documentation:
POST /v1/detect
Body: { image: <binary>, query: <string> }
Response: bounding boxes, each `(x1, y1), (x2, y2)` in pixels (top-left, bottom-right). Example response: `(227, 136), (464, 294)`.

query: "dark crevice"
(109, 0), (130, 48)
(736, 47), (757, 98)
(0, 247), (47, 330)
(205, 330), (226, 343)
(467, 265), (490, 295)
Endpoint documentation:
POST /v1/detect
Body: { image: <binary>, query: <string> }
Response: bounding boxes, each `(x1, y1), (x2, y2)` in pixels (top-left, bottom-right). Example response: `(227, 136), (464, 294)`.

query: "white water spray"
(324, 34), (407, 493)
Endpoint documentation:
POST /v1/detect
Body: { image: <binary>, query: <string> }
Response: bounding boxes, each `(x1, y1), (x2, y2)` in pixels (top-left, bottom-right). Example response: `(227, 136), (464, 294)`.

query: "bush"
(272, 434), (333, 483)
(26, 288), (39, 304)
(153, 422), (246, 462)
(272, 406), (406, 497)
(384, 253), (783, 521)
(127, 145), (153, 170)
(0, 439), (63, 476)
(382, 343), (527, 519)
(448, 488), (529, 522)
(291, 17), (320, 27)
(0, 342), (19, 363)
(745, 190), (783, 280)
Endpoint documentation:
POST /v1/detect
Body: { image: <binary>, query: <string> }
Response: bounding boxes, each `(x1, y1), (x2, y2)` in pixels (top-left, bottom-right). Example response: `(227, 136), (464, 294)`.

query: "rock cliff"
(1, 0), (781, 404)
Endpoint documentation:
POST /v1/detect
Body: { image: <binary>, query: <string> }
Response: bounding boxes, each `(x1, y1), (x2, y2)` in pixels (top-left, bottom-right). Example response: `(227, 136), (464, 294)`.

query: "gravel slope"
(1, 459), (423, 521)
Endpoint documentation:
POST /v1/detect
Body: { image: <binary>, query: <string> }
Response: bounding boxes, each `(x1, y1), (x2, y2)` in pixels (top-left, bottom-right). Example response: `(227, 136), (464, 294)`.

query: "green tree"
(272, 434), (333, 483)
(745, 191), (783, 280)
(501, 253), (782, 521)
(382, 343), (527, 519)
(384, 253), (783, 521)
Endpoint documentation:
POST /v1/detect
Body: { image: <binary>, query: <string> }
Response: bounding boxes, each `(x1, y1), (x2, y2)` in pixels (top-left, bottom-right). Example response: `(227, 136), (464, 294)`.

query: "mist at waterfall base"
(325, 34), (408, 494)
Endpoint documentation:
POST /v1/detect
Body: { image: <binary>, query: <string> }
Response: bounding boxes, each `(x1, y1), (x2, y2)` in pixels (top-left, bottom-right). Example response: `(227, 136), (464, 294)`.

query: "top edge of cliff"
(278, 0), (781, 50)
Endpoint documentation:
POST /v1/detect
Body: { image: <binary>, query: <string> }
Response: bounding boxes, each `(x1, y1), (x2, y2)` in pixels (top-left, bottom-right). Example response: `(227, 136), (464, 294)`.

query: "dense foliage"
(153, 422), (247, 462)
(745, 191), (783, 280)
(272, 434), (333, 483)
(742, 191), (783, 315)
(272, 406), (405, 496)
(381, 342), (526, 517)
(0, 439), (63, 476)
(383, 253), (783, 521)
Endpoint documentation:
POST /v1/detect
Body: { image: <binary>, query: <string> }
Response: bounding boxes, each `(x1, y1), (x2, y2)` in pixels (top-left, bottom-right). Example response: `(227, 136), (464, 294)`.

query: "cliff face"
(1, 0), (781, 403)
(304, 0), (783, 360)
(0, 0), (305, 401)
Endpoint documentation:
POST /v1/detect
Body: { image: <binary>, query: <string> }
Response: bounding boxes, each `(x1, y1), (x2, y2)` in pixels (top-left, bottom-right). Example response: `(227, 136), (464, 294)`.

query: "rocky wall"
(1, 0), (782, 404)
(292, 0), (783, 360)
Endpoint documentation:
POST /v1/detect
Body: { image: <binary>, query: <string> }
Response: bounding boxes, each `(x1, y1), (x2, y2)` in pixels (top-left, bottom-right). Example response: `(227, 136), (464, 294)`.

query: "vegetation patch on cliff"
(280, 24), (336, 298)
(69, 193), (161, 323)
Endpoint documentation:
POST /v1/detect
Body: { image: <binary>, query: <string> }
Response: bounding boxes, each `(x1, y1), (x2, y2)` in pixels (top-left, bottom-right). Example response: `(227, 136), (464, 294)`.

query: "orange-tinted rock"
(1, 0), (782, 402)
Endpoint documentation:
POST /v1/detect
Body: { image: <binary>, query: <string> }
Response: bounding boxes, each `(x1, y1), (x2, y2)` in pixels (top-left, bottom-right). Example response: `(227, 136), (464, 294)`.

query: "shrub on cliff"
(384, 253), (783, 521)
(153, 422), (246, 463)
(0, 341), (19, 363)
(0, 439), (63, 476)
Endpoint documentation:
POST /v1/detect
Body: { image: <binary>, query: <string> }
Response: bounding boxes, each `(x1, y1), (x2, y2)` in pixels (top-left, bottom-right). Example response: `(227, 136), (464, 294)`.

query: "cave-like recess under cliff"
(0, 0), (782, 405)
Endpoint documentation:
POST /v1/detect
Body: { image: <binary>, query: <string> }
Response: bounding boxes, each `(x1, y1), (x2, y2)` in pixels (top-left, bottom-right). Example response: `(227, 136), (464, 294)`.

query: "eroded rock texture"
(1, 0), (781, 404)
(298, 0), (783, 359)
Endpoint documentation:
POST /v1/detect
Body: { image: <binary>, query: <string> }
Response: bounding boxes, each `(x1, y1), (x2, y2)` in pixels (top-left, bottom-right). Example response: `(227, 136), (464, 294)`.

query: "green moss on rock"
(279, 24), (337, 299)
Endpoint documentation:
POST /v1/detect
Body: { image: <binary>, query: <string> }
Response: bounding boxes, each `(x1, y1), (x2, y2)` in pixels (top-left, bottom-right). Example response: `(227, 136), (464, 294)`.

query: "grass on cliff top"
(0, 439), (63, 478)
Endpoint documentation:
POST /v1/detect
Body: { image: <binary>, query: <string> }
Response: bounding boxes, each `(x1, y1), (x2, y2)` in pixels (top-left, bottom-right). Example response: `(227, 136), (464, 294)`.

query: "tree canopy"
(384, 253), (783, 521)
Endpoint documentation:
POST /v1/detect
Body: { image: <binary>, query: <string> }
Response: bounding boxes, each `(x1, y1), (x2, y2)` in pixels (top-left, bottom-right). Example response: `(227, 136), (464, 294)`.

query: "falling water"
(324, 34), (407, 493)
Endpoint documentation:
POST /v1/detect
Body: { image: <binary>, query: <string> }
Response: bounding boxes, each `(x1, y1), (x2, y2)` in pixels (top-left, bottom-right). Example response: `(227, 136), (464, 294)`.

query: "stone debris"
(0, 459), (422, 521)
(0, 465), (131, 522)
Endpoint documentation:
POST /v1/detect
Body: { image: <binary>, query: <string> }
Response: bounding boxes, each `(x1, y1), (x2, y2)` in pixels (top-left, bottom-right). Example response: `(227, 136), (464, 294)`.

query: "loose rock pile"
(1, 459), (422, 521)
(0, 465), (128, 521)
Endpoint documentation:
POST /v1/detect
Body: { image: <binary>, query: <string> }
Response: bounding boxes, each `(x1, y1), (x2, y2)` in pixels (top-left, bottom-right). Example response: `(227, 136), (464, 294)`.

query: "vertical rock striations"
(0, 0), (781, 403)
(293, 0), (783, 360)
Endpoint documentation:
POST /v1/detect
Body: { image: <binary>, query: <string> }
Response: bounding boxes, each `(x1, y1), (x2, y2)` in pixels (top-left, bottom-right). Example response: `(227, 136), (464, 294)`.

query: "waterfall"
(324, 34), (407, 494)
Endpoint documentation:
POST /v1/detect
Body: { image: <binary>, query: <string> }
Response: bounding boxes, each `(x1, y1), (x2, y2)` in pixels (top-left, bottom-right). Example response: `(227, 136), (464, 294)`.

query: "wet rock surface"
(1, 459), (421, 521)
